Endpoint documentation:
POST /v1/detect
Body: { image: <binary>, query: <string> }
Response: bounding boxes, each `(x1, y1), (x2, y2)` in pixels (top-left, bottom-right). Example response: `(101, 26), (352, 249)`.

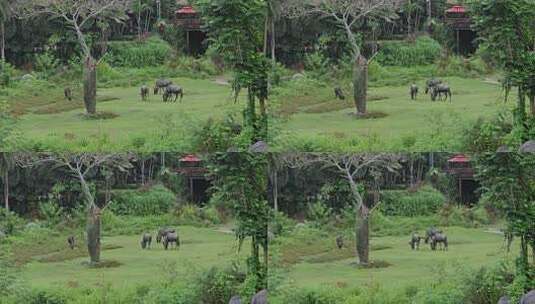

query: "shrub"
(376, 37), (442, 66)
(33, 52), (60, 79)
(307, 202), (332, 227)
(0, 209), (25, 236)
(380, 185), (446, 216)
(107, 37), (172, 68)
(0, 61), (17, 86)
(38, 200), (64, 228)
(195, 266), (246, 304)
(174, 204), (222, 226)
(270, 211), (295, 237)
(273, 285), (347, 304)
(108, 184), (176, 216)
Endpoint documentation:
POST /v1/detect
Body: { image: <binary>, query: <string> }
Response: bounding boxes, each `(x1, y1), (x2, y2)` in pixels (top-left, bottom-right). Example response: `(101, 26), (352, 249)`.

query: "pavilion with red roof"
(174, 5), (207, 56)
(444, 3), (477, 55)
(446, 154), (480, 205)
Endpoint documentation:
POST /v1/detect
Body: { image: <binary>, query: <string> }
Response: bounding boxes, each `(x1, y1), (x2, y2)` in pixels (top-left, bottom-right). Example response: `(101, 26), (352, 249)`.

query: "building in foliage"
(444, 2), (477, 55)
(446, 154), (480, 205)
(174, 4), (207, 56)
(175, 154), (210, 205)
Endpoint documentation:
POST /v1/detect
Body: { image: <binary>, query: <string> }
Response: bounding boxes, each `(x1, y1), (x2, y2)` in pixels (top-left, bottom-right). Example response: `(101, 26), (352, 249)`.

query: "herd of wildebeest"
(333, 77), (452, 103)
(66, 227), (268, 304)
(63, 78), (184, 103)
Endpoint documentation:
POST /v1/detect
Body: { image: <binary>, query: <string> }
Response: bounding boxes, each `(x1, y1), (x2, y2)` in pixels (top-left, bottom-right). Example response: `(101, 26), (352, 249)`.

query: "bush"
(38, 200), (64, 227)
(0, 209), (25, 236)
(0, 61), (17, 86)
(274, 285), (347, 304)
(270, 211), (295, 237)
(108, 184), (176, 216)
(376, 37), (442, 66)
(306, 202), (332, 227)
(107, 37), (172, 68)
(33, 52), (60, 79)
(174, 204), (222, 226)
(380, 185), (446, 216)
(195, 266), (246, 304)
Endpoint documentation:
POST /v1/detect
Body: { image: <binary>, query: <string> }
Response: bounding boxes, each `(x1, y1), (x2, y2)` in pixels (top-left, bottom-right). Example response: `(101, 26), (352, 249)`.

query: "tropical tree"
(283, 0), (402, 116)
(18, 153), (132, 265)
(474, 152), (535, 288)
(470, 0), (535, 137)
(284, 153), (401, 265)
(0, 0), (12, 61)
(15, 0), (131, 115)
(196, 0), (269, 141)
(207, 152), (269, 292)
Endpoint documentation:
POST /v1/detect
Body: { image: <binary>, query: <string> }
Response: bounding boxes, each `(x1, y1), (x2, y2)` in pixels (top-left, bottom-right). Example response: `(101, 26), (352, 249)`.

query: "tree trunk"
(353, 55), (368, 116)
(141, 159), (145, 185)
(355, 210), (369, 265)
(273, 171), (278, 212)
(530, 94), (535, 116)
(87, 205), (101, 264)
(83, 57), (97, 115)
(1, 21), (5, 62)
(271, 16), (276, 64)
(3, 168), (8, 212)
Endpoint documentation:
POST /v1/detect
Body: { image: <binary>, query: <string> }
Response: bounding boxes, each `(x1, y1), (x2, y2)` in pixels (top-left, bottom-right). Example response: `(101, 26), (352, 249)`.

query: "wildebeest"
(140, 85), (149, 101)
(336, 235), (344, 249)
(229, 295), (241, 304)
(157, 228), (174, 243)
(64, 87), (72, 101)
(251, 289), (267, 304)
(163, 231), (180, 250)
(67, 236), (75, 250)
(430, 233), (448, 251)
(154, 79), (172, 95)
(410, 84), (419, 100)
(425, 78), (443, 94)
(163, 85), (184, 103)
(424, 227), (442, 244)
(409, 233), (422, 250)
(431, 84), (452, 102)
(520, 290), (535, 304)
(498, 296), (510, 304)
(334, 87), (345, 100)
(140, 233), (152, 249)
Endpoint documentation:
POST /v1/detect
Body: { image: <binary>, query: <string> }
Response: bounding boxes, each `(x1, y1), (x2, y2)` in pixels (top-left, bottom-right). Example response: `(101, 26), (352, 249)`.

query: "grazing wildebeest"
(424, 227), (442, 244)
(64, 87), (72, 101)
(251, 289), (267, 304)
(163, 231), (180, 250)
(229, 295), (241, 304)
(498, 296), (510, 304)
(430, 233), (448, 251)
(336, 235), (344, 249)
(154, 79), (172, 95)
(140, 85), (149, 101)
(334, 87), (345, 100)
(140, 233), (152, 249)
(425, 78), (442, 95)
(67, 236), (75, 250)
(520, 290), (535, 304)
(157, 228), (174, 243)
(431, 84), (452, 102)
(409, 233), (422, 250)
(163, 85), (184, 103)
(410, 84), (419, 100)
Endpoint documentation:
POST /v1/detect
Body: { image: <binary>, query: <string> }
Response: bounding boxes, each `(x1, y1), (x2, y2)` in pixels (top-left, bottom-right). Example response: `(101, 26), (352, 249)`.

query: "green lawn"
(272, 77), (511, 149)
(271, 227), (509, 292)
(14, 76), (241, 148)
(20, 226), (245, 290)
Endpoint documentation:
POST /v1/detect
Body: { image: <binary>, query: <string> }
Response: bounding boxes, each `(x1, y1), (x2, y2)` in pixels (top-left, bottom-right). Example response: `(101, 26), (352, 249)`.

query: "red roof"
(448, 154), (470, 163)
(177, 6), (197, 15)
(180, 154), (201, 162)
(446, 5), (466, 14)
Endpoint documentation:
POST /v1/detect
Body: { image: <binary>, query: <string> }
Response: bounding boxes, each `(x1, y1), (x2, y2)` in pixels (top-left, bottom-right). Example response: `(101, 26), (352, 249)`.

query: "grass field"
(270, 227), (510, 294)
(19, 226), (245, 290)
(272, 76), (512, 150)
(12, 76), (241, 148)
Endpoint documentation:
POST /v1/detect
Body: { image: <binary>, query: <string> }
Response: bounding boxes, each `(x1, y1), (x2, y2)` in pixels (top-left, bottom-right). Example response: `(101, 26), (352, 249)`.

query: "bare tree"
(282, 0), (401, 116)
(284, 153), (401, 265)
(14, 0), (131, 115)
(18, 153), (132, 265)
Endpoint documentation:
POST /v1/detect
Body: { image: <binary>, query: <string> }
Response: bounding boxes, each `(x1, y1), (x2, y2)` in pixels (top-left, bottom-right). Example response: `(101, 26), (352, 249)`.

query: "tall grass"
(376, 36), (443, 66)
(106, 36), (172, 68)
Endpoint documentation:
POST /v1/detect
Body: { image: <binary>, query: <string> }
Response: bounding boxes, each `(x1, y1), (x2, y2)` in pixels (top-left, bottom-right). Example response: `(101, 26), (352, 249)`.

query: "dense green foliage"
(107, 37), (172, 68)
(376, 37), (442, 66)
(380, 185), (446, 216)
(108, 184), (176, 216)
